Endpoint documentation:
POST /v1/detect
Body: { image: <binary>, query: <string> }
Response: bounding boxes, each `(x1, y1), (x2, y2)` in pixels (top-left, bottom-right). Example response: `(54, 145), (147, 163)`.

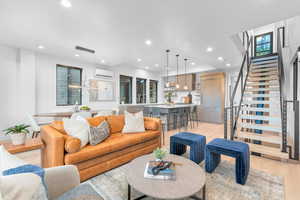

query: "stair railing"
(226, 33), (253, 140)
(277, 27), (288, 153)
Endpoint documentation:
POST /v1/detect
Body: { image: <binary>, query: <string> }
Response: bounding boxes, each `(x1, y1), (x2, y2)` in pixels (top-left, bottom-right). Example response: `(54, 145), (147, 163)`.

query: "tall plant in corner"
(3, 124), (30, 145)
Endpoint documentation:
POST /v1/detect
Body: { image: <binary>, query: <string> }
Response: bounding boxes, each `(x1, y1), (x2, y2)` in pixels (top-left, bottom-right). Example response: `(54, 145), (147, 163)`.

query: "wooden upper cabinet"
(174, 74), (196, 91)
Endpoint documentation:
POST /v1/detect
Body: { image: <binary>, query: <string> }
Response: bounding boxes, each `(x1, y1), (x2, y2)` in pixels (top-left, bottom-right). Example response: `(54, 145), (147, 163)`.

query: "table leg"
(190, 184), (206, 200)
(128, 184), (147, 200)
(128, 184), (131, 200)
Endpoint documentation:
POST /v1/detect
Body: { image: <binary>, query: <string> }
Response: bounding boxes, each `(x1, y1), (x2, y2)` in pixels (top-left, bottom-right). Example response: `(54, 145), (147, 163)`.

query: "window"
(120, 75), (132, 104)
(255, 32), (273, 57)
(136, 78), (147, 104)
(150, 80), (158, 103)
(56, 65), (82, 106)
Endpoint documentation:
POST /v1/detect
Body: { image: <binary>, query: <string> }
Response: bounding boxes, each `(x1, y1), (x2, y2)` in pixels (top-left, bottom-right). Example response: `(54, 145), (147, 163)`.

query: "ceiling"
(0, 0), (300, 74)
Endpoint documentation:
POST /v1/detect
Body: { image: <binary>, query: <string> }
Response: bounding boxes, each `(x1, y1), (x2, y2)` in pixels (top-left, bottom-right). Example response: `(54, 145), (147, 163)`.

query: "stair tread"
(237, 131), (281, 144)
(240, 123), (282, 132)
(248, 75), (278, 80)
(252, 60), (278, 66)
(241, 107), (271, 112)
(250, 63), (277, 71)
(246, 82), (279, 86)
(240, 115), (281, 122)
(242, 100), (273, 104)
(252, 55), (278, 63)
(249, 71), (278, 77)
(244, 93), (279, 98)
(248, 143), (288, 159)
(251, 68), (278, 73)
(245, 87), (279, 92)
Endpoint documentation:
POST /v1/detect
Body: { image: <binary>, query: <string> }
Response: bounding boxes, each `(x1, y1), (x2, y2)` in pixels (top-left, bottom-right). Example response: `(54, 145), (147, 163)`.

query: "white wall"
(0, 45), (18, 132)
(0, 44), (163, 132)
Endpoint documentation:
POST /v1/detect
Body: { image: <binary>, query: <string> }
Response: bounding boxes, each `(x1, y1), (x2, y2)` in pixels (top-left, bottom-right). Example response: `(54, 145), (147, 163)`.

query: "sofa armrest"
(41, 126), (65, 168)
(45, 165), (80, 200)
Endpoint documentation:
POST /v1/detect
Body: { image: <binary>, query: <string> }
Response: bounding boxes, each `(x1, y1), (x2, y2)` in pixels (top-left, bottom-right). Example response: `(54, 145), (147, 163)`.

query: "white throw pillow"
(0, 146), (27, 174)
(122, 111), (145, 133)
(0, 146), (48, 200)
(63, 117), (90, 148)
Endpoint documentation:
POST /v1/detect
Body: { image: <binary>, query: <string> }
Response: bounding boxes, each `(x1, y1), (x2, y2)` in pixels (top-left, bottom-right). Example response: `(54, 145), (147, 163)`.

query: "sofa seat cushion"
(106, 115), (125, 134)
(64, 130), (160, 165)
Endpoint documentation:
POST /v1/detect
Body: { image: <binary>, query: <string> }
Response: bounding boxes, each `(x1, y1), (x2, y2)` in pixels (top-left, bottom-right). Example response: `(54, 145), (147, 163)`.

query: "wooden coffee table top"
(0, 137), (44, 154)
(125, 154), (205, 199)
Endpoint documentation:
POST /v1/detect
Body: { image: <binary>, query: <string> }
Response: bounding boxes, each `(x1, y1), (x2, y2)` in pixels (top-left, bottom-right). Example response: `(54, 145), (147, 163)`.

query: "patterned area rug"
(86, 160), (284, 200)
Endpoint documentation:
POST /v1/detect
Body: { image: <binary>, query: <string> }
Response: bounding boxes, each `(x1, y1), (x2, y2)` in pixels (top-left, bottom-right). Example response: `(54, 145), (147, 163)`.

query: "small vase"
(10, 133), (26, 145)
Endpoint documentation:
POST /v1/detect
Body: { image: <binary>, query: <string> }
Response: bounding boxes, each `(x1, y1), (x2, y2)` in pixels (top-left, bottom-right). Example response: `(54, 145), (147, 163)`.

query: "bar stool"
(151, 107), (166, 145)
(176, 108), (186, 131)
(190, 106), (199, 128)
(183, 107), (193, 129)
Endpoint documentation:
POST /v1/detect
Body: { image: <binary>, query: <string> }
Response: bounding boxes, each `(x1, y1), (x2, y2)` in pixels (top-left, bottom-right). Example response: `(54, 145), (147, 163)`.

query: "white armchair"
(45, 165), (80, 200)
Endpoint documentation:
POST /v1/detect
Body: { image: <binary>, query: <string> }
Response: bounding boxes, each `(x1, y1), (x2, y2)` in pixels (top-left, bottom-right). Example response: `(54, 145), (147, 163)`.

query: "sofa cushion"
(86, 116), (106, 127)
(63, 118), (90, 148)
(63, 135), (81, 153)
(144, 119), (159, 131)
(89, 120), (110, 145)
(64, 130), (160, 164)
(123, 111), (145, 133)
(106, 115), (125, 134)
(50, 121), (67, 135)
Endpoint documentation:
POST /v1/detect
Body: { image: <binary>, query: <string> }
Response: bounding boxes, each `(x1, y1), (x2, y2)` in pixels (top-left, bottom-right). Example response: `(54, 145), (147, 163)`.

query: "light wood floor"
(17, 122), (300, 200)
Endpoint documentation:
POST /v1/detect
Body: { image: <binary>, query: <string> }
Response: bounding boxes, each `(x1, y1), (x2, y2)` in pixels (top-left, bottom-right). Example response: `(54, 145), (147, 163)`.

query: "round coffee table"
(125, 154), (206, 200)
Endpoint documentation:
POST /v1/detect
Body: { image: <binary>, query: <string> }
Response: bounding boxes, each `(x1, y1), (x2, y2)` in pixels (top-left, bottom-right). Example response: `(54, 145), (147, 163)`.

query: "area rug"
(86, 160), (284, 200)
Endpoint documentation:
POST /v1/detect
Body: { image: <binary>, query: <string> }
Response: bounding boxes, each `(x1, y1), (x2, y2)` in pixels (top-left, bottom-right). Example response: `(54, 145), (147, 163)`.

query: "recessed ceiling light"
(191, 62), (196, 66)
(145, 40), (152, 46)
(37, 45), (44, 49)
(101, 59), (105, 64)
(75, 54), (80, 57)
(61, 0), (72, 8)
(137, 58), (142, 62)
(154, 64), (159, 67)
(206, 47), (213, 52)
(226, 63), (231, 67)
(145, 66), (149, 69)
(217, 57), (224, 61)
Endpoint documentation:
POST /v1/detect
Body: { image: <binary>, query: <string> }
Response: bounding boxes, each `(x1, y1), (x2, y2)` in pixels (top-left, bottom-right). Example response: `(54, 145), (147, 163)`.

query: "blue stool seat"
(205, 138), (250, 185)
(170, 132), (206, 164)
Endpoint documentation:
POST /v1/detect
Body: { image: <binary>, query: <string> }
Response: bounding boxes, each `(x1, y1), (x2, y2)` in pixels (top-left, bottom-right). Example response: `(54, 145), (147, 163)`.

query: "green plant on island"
(153, 148), (167, 160)
(80, 105), (91, 111)
(3, 124), (30, 135)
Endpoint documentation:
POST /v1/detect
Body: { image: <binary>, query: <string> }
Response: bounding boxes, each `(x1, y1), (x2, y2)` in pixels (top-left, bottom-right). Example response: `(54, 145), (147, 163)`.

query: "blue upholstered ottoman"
(170, 132), (206, 164)
(205, 138), (250, 185)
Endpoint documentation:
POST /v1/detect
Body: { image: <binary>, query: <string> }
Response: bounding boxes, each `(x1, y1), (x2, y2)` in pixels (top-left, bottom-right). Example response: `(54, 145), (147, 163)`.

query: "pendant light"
(184, 58), (188, 90)
(165, 49), (170, 88)
(175, 54), (180, 89)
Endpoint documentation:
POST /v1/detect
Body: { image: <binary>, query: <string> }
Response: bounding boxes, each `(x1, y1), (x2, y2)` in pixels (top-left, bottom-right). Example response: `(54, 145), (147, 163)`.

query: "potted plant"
(3, 124), (30, 145)
(153, 148), (167, 161)
(80, 105), (91, 111)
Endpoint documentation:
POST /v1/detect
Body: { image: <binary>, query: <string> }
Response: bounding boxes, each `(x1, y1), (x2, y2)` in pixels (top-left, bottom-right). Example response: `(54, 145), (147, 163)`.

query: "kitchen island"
(144, 104), (198, 130)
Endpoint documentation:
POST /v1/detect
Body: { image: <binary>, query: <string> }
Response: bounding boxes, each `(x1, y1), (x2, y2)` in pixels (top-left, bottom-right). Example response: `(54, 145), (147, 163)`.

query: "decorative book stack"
(144, 161), (176, 180)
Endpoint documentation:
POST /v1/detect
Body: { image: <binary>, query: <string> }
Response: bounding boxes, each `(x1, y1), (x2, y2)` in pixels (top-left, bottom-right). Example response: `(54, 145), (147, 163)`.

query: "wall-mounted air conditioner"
(95, 68), (114, 79)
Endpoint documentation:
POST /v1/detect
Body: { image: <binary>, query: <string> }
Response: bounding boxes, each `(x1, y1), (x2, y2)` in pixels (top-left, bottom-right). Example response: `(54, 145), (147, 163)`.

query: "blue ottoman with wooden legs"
(205, 138), (250, 185)
(170, 132), (206, 164)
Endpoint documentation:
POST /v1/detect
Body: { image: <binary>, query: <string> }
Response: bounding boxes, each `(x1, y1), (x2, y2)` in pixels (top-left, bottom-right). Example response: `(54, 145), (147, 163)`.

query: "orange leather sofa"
(41, 115), (161, 182)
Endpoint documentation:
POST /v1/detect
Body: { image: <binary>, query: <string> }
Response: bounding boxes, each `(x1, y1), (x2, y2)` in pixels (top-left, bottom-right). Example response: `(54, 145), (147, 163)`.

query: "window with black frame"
(150, 80), (158, 103)
(56, 65), (82, 106)
(120, 75), (132, 104)
(136, 78), (147, 104)
(255, 32), (273, 57)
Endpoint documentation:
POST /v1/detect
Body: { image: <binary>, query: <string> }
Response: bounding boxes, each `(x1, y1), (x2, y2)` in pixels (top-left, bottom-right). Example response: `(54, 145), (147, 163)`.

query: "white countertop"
(144, 104), (197, 109)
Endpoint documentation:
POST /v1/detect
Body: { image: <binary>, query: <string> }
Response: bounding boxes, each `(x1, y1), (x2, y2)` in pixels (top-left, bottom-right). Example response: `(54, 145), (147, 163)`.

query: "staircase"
(235, 55), (289, 159)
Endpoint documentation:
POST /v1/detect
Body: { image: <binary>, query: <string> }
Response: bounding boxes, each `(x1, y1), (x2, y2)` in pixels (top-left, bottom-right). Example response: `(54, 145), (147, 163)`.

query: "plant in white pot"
(3, 124), (30, 145)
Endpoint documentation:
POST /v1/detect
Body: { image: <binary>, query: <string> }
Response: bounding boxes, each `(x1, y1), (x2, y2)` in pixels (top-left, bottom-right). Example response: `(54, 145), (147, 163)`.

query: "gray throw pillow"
(89, 120), (110, 145)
